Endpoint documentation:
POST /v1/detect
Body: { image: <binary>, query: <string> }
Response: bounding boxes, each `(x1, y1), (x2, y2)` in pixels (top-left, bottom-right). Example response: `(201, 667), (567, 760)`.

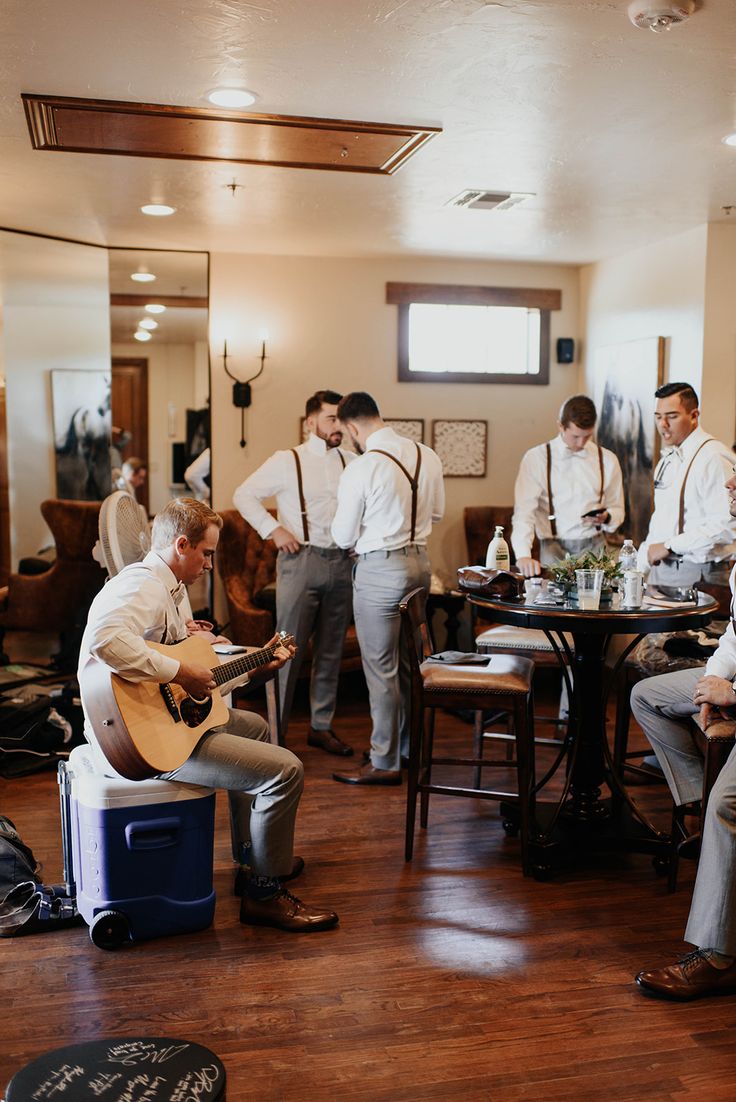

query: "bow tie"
(170, 582), (187, 606)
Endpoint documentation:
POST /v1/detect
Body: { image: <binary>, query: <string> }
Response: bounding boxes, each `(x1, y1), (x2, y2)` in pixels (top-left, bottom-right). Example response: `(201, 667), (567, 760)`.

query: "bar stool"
(399, 587), (536, 875)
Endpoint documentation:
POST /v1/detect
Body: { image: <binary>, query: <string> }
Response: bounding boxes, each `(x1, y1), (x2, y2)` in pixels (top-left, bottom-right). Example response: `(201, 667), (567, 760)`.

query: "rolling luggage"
(60, 745), (216, 949)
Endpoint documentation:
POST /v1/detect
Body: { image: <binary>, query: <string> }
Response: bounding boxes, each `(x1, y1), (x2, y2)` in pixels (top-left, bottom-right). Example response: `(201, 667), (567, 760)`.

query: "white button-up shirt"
(233, 434), (355, 548)
(78, 551), (189, 687)
(511, 435), (625, 560)
(638, 426), (736, 569)
(705, 565), (736, 681)
(331, 426), (445, 554)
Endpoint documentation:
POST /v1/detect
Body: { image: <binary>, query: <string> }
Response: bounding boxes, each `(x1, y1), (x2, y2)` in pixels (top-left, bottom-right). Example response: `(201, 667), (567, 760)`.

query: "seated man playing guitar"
(78, 497), (339, 934)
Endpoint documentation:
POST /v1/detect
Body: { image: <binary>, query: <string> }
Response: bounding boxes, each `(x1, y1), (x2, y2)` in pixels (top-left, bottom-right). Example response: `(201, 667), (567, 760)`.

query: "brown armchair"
(0, 499), (105, 664)
(217, 509), (362, 673)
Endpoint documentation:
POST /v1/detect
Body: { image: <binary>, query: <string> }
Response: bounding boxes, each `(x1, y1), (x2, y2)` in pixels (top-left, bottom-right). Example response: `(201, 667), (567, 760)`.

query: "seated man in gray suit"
(632, 463), (736, 999)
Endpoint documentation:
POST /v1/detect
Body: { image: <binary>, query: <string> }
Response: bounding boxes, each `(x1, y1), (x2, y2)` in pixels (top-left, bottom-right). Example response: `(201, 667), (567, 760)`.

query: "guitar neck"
(211, 644), (277, 687)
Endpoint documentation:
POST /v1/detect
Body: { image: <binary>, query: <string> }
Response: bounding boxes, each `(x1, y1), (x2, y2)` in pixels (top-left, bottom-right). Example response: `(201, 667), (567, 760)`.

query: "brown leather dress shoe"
(240, 888), (339, 932)
(233, 855), (305, 896)
(332, 762), (402, 786)
(635, 949), (736, 1000)
(307, 728), (354, 756)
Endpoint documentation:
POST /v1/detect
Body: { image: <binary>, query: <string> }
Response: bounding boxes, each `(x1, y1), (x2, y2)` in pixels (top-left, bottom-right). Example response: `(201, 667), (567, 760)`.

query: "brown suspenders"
(371, 443), (423, 543)
(676, 437), (715, 536)
(545, 442), (604, 538)
(290, 447), (345, 543)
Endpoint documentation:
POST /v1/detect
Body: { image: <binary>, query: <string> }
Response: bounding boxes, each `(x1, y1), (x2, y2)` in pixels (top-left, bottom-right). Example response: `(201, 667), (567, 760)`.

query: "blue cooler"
(67, 745), (216, 949)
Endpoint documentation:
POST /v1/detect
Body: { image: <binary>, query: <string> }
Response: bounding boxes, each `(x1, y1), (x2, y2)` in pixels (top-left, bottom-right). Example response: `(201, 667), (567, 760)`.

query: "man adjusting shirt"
(234, 390), (355, 756)
(638, 382), (736, 588)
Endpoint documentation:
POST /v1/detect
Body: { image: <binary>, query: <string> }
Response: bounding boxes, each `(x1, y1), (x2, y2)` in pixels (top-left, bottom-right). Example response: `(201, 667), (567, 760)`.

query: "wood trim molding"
(22, 94), (441, 175)
(386, 282), (562, 311)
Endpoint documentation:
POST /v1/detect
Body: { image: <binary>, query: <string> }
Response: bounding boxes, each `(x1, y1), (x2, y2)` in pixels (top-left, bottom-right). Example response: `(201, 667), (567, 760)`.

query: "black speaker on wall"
(556, 338), (575, 364)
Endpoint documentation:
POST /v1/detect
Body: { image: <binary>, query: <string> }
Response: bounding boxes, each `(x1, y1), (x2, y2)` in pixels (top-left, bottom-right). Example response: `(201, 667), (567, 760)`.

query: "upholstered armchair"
(217, 509), (362, 672)
(0, 499), (105, 664)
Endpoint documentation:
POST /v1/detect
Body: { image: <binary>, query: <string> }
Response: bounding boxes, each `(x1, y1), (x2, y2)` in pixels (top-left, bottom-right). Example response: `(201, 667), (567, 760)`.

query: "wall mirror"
(0, 231), (209, 587)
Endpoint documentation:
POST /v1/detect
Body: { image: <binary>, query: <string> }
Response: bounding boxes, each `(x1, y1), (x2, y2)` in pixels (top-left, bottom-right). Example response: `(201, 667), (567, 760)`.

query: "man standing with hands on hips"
(511, 394), (625, 578)
(330, 392), (445, 787)
(234, 390), (355, 756)
(637, 382), (736, 588)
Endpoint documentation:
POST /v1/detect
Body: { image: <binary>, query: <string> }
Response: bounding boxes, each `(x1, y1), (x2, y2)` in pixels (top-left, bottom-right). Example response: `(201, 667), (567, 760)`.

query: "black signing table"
(468, 587), (718, 878)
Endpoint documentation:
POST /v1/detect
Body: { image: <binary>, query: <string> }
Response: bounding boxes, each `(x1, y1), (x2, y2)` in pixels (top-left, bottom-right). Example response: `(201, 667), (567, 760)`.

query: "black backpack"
(0, 815), (78, 936)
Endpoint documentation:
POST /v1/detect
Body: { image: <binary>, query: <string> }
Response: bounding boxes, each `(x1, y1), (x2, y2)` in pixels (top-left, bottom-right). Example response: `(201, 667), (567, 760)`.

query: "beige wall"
(209, 252), (580, 589)
(580, 225), (708, 399)
(701, 224), (736, 449)
(0, 231), (110, 564)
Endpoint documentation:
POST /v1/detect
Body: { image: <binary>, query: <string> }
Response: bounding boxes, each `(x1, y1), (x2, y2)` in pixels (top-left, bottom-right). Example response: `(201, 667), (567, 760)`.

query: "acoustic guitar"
(79, 632), (295, 781)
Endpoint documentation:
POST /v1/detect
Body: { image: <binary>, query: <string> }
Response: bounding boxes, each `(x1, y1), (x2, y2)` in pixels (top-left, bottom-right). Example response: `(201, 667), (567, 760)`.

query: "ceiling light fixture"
(140, 203), (176, 216)
(138, 318), (158, 330)
(131, 270), (156, 283)
(722, 133), (736, 147)
(134, 329), (152, 342)
(627, 1), (695, 32)
(207, 88), (258, 109)
(144, 303), (166, 314)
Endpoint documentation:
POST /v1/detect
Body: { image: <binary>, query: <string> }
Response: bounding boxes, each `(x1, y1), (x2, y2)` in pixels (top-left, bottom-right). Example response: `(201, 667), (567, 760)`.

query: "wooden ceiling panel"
(22, 94), (440, 174)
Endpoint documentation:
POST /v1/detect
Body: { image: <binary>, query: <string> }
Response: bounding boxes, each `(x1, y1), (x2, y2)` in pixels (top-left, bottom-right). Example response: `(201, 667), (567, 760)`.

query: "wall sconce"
(222, 334), (268, 447)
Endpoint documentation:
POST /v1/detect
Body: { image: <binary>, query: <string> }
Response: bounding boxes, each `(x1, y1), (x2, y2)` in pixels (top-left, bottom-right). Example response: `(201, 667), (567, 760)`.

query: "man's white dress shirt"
(184, 448), (211, 502)
(638, 425), (736, 570)
(233, 434), (354, 547)
(705, 565), (736, 681)
(331, 427), (445, 553)
(511, 435), (625, 560)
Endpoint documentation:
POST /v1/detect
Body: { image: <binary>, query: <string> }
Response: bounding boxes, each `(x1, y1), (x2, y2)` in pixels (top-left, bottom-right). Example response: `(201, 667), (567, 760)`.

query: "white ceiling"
(2, 0), (736, 265)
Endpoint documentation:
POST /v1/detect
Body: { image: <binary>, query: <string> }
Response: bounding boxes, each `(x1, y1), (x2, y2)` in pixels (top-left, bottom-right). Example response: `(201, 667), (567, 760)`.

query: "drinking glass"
(575, 569), (604, 610)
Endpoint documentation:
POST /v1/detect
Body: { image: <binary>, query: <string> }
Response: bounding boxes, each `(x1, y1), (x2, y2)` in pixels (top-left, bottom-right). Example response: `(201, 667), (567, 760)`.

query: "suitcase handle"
(125, 817), (181, 850)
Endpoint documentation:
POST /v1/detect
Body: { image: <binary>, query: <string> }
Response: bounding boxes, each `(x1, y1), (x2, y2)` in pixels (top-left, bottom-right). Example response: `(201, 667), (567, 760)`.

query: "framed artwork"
(52, 368), (112, 500)
(431, 419), (487, 477)
(385, 418), (424, 442)
(593, 336), (665, 546)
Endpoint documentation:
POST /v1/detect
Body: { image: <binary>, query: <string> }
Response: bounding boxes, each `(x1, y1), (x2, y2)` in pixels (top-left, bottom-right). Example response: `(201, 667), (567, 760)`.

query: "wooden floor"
(2, 656), (736, 1101)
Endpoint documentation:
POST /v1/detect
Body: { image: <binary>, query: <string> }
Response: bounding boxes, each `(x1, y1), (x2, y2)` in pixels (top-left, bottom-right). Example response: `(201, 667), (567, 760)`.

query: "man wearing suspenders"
(632, 467), (736, 999)
(638, 382), (736, 588)
(330, 392), (445, 786)
(511, 394), (625, 578)
(233, 390), (355, 755)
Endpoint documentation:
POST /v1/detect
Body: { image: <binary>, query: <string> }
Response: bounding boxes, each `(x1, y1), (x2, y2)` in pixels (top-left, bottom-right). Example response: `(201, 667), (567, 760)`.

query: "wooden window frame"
(387, 282), (561, 386)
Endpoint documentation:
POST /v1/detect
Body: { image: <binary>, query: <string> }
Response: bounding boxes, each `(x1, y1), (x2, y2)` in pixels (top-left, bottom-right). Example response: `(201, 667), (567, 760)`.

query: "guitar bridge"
(159, 683), (182, 723)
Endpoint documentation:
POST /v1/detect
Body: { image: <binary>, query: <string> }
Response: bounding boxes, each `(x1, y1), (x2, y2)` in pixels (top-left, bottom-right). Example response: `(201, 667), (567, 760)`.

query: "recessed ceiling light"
(140, 203), (176, 216)
(207, 88), (257, 109)
(139, 318), (158, 330)
(144, 303), (166, 314)
(134, 329), (152, 342)
(722, 133), (736, 147)
(131, 270), (156, 283)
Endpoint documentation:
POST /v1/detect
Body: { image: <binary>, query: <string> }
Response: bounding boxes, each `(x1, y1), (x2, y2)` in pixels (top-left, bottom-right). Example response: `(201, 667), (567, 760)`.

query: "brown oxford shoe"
(635, 949), (736, 1000)
(240, 888), (339, 933)
(333, 762), (402, 786)
(233, 855), (305, 896)
(307, 728), (354, 756)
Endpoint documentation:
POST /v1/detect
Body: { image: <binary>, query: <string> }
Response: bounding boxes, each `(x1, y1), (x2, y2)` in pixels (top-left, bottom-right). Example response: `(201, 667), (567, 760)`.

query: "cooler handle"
(125, 817), (181, 850)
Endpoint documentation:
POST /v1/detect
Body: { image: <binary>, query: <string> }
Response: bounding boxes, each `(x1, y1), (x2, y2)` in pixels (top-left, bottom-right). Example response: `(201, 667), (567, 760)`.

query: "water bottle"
(485, 525), (510, 569)
(619, 539), (637, 573)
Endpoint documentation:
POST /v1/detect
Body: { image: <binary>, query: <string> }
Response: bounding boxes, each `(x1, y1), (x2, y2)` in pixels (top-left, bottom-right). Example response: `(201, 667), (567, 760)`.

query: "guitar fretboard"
(211, 644), (278, 687)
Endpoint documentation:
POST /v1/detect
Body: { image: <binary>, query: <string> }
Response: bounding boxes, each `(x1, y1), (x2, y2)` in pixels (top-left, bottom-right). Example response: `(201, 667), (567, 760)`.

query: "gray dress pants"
(631, 668), (736, 954)
(162, 707), (303, 879)
(353, 546), (431, 771)
(275, 546), (353, 736)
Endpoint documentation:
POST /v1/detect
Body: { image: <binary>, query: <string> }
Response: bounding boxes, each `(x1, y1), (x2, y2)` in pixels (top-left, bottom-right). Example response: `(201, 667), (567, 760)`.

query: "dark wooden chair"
(399, 586), (536, 875)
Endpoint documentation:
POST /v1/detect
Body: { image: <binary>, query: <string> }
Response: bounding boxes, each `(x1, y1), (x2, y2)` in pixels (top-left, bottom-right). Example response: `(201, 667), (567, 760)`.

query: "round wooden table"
(468, 587), (718, 877)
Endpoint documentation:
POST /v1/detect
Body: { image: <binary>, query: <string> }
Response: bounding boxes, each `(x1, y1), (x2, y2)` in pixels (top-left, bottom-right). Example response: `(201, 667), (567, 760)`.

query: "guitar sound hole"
(180, 695), (214, 729)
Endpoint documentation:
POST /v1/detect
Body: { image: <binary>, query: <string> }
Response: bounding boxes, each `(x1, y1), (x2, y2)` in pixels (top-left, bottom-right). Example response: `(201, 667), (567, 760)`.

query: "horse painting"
(52, 370), (113, 501)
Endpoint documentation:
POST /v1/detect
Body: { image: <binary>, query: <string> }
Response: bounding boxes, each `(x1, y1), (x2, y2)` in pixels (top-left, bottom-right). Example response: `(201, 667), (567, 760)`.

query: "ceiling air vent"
(446, 190), (534, 211)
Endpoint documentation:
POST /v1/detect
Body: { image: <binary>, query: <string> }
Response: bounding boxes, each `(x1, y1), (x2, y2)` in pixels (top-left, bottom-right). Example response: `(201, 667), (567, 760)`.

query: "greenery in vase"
(549, 548), (623, 588)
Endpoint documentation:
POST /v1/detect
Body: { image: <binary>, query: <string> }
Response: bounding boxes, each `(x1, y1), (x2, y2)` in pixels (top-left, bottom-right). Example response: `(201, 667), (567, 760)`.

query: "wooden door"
(0, 384), (9, 584)
(112, 358), (149, 513)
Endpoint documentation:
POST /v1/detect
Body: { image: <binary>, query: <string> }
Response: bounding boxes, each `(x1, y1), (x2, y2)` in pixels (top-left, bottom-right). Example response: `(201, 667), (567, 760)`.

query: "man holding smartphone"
(511, 394), (625, 577)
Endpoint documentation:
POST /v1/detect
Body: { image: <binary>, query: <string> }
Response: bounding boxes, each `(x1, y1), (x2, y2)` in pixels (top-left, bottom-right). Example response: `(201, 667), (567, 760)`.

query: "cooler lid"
(68, 745), (214, 809)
